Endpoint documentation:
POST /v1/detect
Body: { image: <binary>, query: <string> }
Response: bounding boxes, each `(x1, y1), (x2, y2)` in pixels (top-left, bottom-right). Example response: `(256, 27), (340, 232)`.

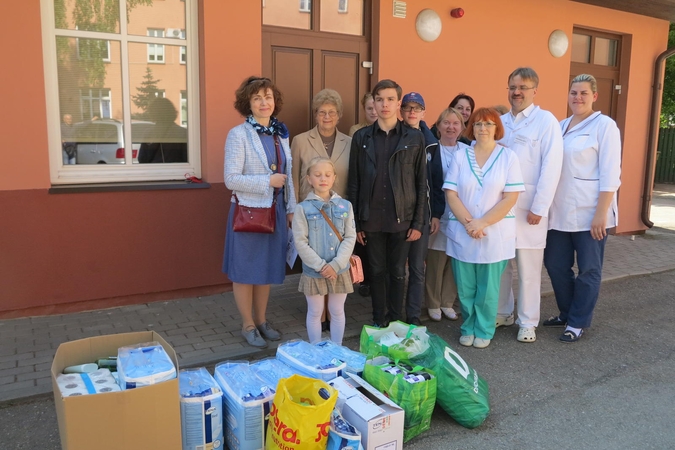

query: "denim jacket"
(291, 191), (357, 278)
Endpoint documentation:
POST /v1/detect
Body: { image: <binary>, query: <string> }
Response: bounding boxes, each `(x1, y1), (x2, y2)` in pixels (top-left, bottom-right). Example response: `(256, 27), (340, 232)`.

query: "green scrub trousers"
(451, 259), (508, 339)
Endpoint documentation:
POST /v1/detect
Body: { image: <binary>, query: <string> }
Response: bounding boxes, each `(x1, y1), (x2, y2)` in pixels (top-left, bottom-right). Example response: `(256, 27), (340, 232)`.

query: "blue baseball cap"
(402, 92), (425, 109)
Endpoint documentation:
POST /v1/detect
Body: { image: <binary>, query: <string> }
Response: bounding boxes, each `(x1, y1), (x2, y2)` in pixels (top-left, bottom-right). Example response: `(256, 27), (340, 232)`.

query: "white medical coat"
(444, 145), (525, 264)
(428, 142), (468, 252)
(549, 111), (621, 231)
(500, 105), (563, 248)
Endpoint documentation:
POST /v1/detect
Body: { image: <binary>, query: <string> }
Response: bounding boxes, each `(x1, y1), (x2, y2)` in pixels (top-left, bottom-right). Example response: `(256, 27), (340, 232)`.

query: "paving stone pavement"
(2, 188), (674, 403)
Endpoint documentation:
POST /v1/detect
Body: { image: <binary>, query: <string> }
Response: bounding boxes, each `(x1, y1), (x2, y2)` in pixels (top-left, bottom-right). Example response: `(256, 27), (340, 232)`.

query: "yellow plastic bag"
(266, 374), (337, 450)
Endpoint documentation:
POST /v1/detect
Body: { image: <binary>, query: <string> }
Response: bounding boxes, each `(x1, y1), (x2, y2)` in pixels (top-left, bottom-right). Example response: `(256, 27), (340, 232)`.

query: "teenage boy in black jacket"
(348, 80), (427, 327)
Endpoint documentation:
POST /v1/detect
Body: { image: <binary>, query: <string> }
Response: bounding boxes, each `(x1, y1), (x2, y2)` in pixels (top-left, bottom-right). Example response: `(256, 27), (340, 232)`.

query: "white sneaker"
(428, 308), (442, 321)
(459, 335), (475, 347)
(517, 327), (537, 343)
(495, 314), (515, 328)
(473, 337), (491, 349)
(441, 307), (458, 321)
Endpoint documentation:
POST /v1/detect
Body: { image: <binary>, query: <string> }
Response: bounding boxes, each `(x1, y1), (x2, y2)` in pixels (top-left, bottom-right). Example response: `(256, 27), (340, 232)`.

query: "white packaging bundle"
(179, 368), (224, 450)
(56, 369), (121, 397)
(213, 361), (275, 450)
(314, 340), (367, 376)
(117, 341), (176, 390)
(276, 340), (347, 381)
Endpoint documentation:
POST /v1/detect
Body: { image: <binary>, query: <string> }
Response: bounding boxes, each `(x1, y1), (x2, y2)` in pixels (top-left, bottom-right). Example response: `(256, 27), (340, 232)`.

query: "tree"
(132, 68), (162, 119)
(661, 23), (675, 127)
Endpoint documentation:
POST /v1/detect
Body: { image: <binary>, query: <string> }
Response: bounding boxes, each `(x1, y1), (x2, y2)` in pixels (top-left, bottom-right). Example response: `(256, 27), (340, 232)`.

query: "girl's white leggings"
(305, 293), (347, 344)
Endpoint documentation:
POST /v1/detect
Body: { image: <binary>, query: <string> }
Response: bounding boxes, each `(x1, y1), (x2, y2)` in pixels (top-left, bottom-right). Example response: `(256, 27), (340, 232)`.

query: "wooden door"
(569, 28), (622, 119)
(262, 0), (371, 140)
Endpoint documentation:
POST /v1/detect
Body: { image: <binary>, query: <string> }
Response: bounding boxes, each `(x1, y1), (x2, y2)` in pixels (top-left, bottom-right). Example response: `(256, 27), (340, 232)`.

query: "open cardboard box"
(51, 331), (181, 450)
(329, 373), (404, 450)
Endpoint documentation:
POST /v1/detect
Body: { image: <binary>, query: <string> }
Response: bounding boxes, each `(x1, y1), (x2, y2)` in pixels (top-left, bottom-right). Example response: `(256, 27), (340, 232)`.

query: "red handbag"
(232, 135), (282, 234)
(232, 195), (276, 233)
(318, 210), (364, 284)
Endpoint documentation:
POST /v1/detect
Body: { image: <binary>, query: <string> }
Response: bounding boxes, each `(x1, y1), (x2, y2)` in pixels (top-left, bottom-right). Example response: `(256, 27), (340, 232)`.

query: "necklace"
(322, 140), (335, 150)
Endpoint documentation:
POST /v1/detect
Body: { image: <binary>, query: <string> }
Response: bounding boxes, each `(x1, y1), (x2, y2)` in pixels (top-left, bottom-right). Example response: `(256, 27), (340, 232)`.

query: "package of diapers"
(276, 340), (347, 381)
(117, 341), (176, 390)
(56, 368), (121, 397)
(249, 357), (297, 394)
(314, 340), (367, 376)
(179, 368), (224, 450)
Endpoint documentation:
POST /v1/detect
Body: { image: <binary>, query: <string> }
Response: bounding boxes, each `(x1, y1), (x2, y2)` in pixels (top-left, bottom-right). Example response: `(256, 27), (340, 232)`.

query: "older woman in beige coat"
(291, 89), (351, 202)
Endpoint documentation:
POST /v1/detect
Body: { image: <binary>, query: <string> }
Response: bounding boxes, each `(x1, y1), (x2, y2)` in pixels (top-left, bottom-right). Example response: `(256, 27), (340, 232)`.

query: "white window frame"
(147, 28), (165, 63)
(338, 0), (348, 13)
(77, 37), (111, 62)
(299, 0), (310, 13)
(180, 90), (188, 127)
(80, 88), (113, 120)
(180, 29), (187, 64)
(40, 0), (201, 185)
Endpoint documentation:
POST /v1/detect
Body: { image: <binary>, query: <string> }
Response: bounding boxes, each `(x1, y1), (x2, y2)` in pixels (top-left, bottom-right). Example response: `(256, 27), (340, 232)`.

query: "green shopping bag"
(359, 321), (430, 360)
(408, 333), (490, 429)
(363, 356), (436, 442)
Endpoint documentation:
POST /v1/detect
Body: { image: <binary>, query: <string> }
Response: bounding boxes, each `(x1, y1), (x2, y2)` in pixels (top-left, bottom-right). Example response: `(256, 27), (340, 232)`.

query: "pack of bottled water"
(276, 340), (347, 381)
(117, 341), (176, 390)
(314, 340), (367, 376)
(179, 368), (224, 450)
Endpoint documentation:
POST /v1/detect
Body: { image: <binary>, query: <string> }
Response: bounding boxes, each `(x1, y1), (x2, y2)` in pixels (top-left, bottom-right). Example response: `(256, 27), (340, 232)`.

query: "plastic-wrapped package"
(276, 340), (347, 381)
(326, 408), (364, 450)
(179, 368), (224, 450)
(314, 340), (367, 376)
(56, 369), (120, 397)
(213, 361), (275, 450)
(249, 357), (297, 393)
(117, 341), (176, 390)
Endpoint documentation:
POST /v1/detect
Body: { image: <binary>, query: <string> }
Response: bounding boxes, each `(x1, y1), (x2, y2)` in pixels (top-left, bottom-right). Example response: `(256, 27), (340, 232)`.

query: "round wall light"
(548, 30), (569, 58)
(416, 9), (442, 42)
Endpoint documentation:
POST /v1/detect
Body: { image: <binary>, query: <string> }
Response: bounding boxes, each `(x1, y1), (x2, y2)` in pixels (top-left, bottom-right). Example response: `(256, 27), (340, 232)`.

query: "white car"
(74, 119), (154, 164)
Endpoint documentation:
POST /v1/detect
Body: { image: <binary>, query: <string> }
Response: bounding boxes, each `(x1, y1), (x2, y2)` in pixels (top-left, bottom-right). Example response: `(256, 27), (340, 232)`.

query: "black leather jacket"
(347, 120), (427, 232)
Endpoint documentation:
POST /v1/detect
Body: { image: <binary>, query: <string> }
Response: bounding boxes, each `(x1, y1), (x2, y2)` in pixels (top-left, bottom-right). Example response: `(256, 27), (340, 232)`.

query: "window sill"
(49, 180), (210, 194)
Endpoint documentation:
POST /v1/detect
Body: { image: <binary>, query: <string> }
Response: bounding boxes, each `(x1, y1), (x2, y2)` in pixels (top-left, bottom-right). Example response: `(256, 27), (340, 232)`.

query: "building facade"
(0, 0), (670, 317)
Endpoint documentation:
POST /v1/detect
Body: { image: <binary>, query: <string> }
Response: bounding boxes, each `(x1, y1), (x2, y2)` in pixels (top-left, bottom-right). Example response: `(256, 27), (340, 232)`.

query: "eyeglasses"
(317, 110), (338, 118)
(507, 85), (536, 92)
(473, 122), (496, 128)
(401, 106), (424, 113)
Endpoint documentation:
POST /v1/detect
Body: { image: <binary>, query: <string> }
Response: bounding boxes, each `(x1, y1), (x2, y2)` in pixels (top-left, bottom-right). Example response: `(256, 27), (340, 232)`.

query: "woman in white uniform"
(543, 74), (621, 343)
(425, 107), (466, 322)
(444, 108), (524, 349)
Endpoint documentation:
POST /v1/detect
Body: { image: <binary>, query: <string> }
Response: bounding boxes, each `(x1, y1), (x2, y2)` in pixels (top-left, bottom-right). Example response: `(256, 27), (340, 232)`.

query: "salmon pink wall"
(375, 0), (669, 233)
(0, 1), (50, 191)
(201, 1), (262, 183)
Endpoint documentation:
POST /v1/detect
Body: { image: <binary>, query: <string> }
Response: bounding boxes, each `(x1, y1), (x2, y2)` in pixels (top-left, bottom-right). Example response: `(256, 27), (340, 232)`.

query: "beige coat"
(291, 126), (351, 202)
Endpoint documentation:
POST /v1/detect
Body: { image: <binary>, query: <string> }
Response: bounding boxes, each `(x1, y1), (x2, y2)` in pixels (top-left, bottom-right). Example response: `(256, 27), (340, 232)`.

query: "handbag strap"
(318, 208), (344, 242)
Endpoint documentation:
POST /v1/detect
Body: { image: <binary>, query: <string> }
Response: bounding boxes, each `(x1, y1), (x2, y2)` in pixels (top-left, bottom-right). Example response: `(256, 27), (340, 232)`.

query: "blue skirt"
(222, 191), (288, 285)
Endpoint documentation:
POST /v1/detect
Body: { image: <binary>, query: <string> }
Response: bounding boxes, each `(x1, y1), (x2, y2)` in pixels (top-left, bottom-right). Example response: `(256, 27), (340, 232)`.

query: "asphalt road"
(2, 270), (674, 450)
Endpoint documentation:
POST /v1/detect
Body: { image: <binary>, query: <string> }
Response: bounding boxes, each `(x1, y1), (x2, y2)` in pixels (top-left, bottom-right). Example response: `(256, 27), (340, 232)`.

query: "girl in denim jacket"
(292, 157), (356, 344)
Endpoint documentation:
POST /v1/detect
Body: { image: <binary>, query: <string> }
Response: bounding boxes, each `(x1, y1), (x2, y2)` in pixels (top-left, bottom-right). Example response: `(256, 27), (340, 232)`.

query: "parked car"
(74, 119), (155, 164)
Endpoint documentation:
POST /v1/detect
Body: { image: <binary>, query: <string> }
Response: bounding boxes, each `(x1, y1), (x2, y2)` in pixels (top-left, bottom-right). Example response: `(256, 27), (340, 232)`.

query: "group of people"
(222, 67), (621, 351)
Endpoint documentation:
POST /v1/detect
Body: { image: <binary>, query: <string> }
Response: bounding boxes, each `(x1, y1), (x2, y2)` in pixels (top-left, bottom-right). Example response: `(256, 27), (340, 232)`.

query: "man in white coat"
(496, 67), (563, 343)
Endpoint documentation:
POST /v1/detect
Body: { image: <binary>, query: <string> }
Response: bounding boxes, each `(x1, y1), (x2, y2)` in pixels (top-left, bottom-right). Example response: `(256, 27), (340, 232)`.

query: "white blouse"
(548, 111), (621, 232)
(443, 145), (525, 264)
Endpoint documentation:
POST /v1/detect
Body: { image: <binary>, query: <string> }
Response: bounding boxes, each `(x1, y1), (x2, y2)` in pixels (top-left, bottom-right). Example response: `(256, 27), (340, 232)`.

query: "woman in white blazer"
(222, 76), (297, 349)
(543, 74), (621, 343)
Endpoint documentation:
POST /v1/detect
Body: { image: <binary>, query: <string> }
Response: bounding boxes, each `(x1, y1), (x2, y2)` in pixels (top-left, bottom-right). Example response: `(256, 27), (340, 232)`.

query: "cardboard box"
(51, 331), (181, 450)
(329, 374), (404, 450)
